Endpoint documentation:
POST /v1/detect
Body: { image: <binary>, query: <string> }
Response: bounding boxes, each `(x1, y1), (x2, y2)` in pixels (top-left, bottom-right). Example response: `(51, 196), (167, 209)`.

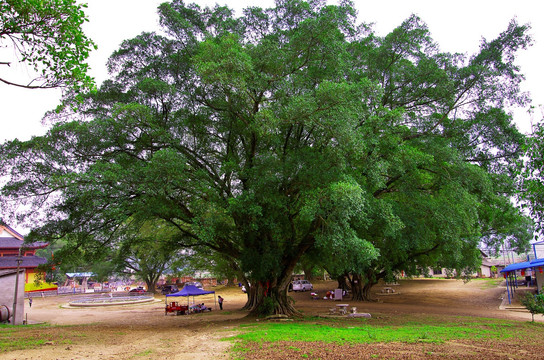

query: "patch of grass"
(0, 323), (46, 330)
(0, 337), (48, 351)
(0, 324), (50, 351)
(135, 349), (153, 356)
(232, 322), (512, 345)
(472, 278), (504, 288)
(229, 314), (544, 357)
(0, 324), (86, 352)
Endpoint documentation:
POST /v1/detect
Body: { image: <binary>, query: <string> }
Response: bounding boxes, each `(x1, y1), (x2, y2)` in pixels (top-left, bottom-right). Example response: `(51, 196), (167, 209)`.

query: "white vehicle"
(291, 280), (313, 292)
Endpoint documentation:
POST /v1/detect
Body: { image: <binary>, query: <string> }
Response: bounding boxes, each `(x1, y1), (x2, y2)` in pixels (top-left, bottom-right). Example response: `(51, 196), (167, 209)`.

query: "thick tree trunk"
(336, 273), (350, 292)
(235, 229), (316, 317)
(303, 265), (315, 282)
(145, 279), (157, 293)
(349, 273), (375, 301)
(242, 280), (299, 317)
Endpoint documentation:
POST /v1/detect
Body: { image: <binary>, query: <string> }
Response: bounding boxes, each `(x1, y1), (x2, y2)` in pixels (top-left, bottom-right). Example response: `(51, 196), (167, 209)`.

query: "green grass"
(135, 349), (153, 356)
(232, 321), (512, 345)
(471, 277), (504, 288)
(0, 337), (48, 351)
(228, 315), (544, 359)
(0, 324), (50, 351)
(0, 324), (77, 352)
(229, 315), (544, 354)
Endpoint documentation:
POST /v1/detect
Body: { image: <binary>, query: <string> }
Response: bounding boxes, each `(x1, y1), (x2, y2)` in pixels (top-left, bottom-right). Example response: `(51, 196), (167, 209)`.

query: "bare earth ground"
(1, 279), (541, 360)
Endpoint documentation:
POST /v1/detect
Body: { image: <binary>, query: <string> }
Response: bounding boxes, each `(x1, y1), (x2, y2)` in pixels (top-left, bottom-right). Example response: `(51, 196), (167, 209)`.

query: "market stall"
(165, 284), (216, 315)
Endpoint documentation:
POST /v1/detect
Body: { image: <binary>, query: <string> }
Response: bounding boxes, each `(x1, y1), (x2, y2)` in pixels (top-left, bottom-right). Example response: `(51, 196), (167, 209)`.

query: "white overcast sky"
(1, 0), (542, 143)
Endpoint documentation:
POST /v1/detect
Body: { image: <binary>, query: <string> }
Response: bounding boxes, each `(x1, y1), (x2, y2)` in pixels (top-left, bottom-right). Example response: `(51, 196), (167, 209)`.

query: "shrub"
(520, 292), (544, 322)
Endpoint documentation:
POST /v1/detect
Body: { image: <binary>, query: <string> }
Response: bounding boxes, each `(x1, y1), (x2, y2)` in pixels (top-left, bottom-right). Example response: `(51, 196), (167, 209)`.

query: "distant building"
(0, 223), (57, 292)
(427, 249), (506, 278)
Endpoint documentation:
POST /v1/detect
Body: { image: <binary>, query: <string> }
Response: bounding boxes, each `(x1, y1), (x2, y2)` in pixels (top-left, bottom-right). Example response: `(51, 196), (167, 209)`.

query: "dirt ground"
(1, 279), (540, 359)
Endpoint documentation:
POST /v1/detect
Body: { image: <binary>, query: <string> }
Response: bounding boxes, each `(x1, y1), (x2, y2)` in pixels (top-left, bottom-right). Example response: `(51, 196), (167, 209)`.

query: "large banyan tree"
(0, 0), (533, 315)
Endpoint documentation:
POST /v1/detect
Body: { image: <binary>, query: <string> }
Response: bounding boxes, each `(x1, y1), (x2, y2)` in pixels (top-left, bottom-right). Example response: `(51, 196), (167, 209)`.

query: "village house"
(0, 222), (56, 292)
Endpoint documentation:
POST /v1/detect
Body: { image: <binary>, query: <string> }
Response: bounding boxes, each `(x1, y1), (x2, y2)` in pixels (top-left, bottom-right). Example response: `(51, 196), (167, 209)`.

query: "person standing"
(218, 295), (224, 310)
(28, 297), (32, 308)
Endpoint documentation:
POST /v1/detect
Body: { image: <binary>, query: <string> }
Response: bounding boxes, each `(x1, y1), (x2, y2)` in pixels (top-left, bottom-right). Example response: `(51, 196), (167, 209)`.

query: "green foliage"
(0, 0), (96, 90)
(257, 297), (277, 317)
(520, 292), (544, 322)
(110, 219), (186, 292)
(519, 119), (544, 235)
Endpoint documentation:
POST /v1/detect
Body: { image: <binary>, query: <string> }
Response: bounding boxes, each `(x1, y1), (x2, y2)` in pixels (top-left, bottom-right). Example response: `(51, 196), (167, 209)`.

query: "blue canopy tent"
(500, 259), (544, 304)
(165, 284), (217, 310)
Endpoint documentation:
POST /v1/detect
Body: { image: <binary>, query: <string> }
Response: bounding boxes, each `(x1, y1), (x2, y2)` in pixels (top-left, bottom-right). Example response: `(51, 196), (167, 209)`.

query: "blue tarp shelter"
(500, 259), (544, 304)
(165, 284), (217, 309)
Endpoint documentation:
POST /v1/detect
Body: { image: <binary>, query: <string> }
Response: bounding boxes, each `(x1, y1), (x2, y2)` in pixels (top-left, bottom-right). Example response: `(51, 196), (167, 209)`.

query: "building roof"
(0, 237), (48, 250)
(0, 224), (48, 250)
(0, 222), (24, 240)
(481, 258), (505, 267)
(0, 256), (48, 269)
(0, 269), (23, 277)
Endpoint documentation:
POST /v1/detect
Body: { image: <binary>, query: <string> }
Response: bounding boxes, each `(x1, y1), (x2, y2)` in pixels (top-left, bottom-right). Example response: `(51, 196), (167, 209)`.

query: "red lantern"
(503, 273), (507, 279)
(521, 270), (526, 276)
(540, 267), (543, 274)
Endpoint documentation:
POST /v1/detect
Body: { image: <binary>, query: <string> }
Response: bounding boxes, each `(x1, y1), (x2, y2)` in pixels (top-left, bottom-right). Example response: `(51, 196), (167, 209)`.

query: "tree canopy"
(519, 118), (544, 235)
(0, 0), (95, 90)
(0, 0), (533, 315)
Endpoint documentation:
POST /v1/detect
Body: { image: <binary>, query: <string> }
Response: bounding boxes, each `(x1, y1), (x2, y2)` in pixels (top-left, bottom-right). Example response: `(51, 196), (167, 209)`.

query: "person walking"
(28, 297), (32, 308)
(218, 295), (224, 310)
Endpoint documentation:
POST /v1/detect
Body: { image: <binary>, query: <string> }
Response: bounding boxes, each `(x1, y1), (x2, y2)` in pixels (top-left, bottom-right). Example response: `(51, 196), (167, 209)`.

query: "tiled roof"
(481, 258), (506, 267)
(0, 237), (48, 250)
(0, 223), (24, 240)
(0, 269), (22, 277)
(0, 256), (48, 269)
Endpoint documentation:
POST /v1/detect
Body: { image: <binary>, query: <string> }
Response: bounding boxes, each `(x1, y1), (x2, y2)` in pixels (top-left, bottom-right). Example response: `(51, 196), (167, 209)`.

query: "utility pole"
(12, 248), (23, 325)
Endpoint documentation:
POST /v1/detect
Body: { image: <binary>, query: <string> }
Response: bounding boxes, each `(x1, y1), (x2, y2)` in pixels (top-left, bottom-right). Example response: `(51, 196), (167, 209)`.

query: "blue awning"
(500, 261), (532, 273)
(530, 258), (544, 267)
(500, 258), (544, 273)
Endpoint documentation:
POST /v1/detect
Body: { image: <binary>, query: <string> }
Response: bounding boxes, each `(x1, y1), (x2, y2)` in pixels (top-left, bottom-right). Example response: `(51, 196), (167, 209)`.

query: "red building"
(0, 223), (56, 292)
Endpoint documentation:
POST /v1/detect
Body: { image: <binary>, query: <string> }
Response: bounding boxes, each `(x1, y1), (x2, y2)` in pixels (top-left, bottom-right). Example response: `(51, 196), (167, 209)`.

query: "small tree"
(490, 265), (498, 277)
(520, 292), (544, 322)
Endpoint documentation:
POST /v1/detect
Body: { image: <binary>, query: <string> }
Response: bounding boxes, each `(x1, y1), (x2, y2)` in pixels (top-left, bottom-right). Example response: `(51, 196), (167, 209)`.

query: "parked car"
(161, 285), (179, 295)
(184, 281), (203, 289)
(291, 280), (313, 292)
(129, 287), (146, 294)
